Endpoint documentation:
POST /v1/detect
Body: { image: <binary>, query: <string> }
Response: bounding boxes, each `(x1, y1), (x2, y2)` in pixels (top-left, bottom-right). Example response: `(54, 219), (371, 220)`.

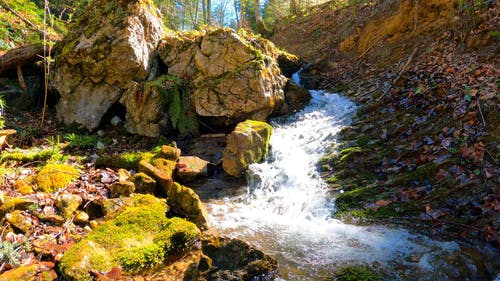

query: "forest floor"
(271, 0), (499, 250)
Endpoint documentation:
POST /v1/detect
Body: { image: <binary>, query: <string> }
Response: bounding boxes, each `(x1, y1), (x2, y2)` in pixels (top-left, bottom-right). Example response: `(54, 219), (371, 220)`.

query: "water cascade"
(206, 74), (492, 280)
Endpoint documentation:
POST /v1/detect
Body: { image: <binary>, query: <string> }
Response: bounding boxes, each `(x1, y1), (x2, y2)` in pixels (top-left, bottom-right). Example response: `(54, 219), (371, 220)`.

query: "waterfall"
(206, 74), (482, 280)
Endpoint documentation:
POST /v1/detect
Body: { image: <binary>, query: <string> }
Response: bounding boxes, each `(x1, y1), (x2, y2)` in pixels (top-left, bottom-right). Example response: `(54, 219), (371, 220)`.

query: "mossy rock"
(333, 266), (382, 281)
(168, 182), (210, 230)
(0, 196), (37, 219)
(96, 152), (155, 170)
(58, 194), (200, 280)
(34, 164), (79, 193)
(0, 263), (56, 281)
(129, 172), (156, 194)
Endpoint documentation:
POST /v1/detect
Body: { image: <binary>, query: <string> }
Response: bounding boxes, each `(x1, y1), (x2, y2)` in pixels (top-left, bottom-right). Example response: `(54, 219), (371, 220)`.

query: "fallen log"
(0, 43), (45, 76)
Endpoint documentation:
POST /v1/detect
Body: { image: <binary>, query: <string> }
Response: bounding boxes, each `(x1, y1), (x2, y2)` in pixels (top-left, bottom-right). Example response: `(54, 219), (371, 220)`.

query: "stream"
(201, 74), (499, 280)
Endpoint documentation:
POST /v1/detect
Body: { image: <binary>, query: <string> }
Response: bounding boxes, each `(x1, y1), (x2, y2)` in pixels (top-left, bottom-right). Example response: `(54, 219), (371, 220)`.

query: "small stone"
(138, 160), (173, 196)
(74, 211), (89, 223)
(110, 116), (122, 126)
(129, 172), (156, 194)
(96, 141), (105, 150)
(109, 181), (135, 198)
(176, 156), (209, 182)
(89, 220), (99, 229)
(6, 210), (34, 233)
(159, 145), (181, 161)
(117, 169), (131, 182)
(97, 130), (105, 137)
(55, 193), (83, 220)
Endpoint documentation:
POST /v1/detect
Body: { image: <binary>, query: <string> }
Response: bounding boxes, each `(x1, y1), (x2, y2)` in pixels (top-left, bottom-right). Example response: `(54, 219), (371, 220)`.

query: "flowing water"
(205, 74), (499, 280)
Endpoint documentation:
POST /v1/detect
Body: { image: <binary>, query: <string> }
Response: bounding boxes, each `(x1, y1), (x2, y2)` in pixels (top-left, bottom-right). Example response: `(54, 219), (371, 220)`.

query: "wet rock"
(176, 156), (209, 182)
(58, 194), (200, 281)
(275, 79), (311, 115)
(6, 210), (34, 233)
(168, 183), (210, 230)
(51, 0), (164, 131)
(222, 120), (272, 177)
(129, 172), (156, 194)
(277, 52), (301, 78)
(109, 181), (135, 198)
(55, 193), (83, 220)
(200, 236), (278, 281)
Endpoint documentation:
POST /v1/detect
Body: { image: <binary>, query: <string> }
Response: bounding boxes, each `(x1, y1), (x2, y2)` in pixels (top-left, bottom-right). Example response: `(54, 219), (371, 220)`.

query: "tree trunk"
(290, 0), (299, 16)
(0, 43), (45, 75)
(234, 0), (240, 27)
(207, 0), (212, 25)
(254, 0), (269, 36)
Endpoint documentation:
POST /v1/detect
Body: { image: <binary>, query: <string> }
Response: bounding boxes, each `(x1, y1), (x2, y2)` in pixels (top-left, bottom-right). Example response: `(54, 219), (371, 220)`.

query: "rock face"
(51, 0), (164, 131)
(222, 120), (272, 177)
(157, 29), (287, 129)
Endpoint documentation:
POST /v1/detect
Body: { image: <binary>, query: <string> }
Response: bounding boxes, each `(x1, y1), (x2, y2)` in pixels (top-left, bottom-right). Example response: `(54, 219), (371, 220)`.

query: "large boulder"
(222, 120), (272, 177)
(51, 0), (164, 131)
(157, 29), (287, 129)
(58, 194), (200, 281)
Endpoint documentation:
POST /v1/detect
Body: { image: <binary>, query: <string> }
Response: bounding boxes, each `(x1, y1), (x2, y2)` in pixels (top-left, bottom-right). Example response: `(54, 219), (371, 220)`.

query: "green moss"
(339, 146), (363, 163)
(96, 152), (155, 170)
(326, 175), (338, 184)
(147, 75), (199, 136)
(0, 149), (60, 164)
(390, 162), (437, 187)
(58, 194), (200, 280)
(333, 266), (382, 281)
(335, 186), (378, 212)
(34, 164), (79, 192)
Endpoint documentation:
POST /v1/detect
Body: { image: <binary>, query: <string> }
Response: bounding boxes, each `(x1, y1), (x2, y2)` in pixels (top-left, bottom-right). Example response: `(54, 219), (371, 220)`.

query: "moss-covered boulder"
(222, 120), (272, 177)
(168, 183), (210, 230)
(109, 181), (136, 198)
(154, 28), (287, 132)
(129, 172), (156, 194)
(58, 194), (200, 281)
(51, 0), (164, 131)
(34, 164), (79, 193)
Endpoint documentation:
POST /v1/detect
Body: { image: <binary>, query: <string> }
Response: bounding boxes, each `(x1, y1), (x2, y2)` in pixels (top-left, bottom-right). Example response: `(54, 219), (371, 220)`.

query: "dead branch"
(0, 0), (45, 37)
(377, 47), (418, 101)
(0, 43), (44, 75)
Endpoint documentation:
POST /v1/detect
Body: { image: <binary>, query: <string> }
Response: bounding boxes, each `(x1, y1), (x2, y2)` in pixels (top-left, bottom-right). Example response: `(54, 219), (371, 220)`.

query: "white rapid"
(206, 74), (480, 280)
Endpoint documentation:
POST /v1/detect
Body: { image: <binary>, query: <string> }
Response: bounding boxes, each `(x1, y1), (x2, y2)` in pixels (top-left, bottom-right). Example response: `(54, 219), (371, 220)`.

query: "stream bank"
(271, 0), (499, 252)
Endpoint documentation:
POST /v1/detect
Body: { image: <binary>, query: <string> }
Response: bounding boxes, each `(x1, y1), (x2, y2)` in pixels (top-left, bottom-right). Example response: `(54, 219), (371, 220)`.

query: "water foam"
(207, 78), (465, 280)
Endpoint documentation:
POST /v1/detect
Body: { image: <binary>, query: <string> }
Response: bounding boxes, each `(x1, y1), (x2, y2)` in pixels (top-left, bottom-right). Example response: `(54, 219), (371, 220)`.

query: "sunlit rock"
(158, 29), (287, 130)
(222, 120), (272, 177)
(52, 0), (164, 131)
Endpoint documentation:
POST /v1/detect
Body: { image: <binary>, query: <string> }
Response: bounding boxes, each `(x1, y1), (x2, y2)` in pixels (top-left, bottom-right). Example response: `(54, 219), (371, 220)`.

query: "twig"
(357, 36), (383, 60)
(377, 47), (418, 101)
(414, 0), (418, 33)
(16, 64), (27, 93)
(0, 0), (45, 38)
(476, 96), (486, 127)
